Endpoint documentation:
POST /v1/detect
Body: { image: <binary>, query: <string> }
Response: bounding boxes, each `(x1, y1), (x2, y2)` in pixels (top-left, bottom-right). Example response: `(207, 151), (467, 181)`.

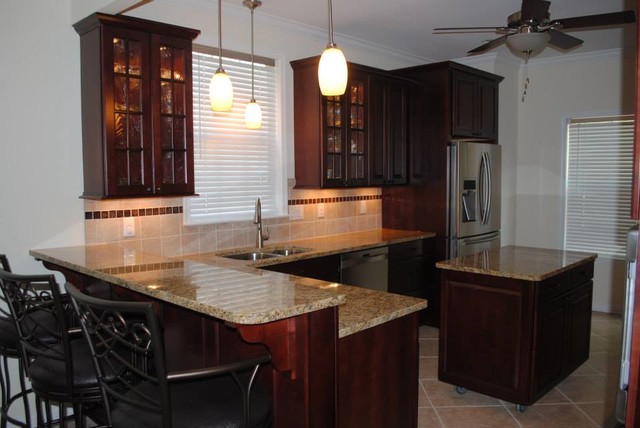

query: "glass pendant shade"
(318, 46), (348, 96)
(245, 100), (262, 129)
(505, 32), (550, 57)
(209, 69), (233, 111)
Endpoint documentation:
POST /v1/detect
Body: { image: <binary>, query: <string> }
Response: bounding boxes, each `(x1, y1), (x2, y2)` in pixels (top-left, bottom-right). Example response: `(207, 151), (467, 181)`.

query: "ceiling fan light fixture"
(505, 31), (550, 57)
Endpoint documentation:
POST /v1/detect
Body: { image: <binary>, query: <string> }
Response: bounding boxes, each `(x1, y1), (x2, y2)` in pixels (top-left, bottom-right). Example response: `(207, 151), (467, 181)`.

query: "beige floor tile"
(419, 381), (432, 408)
(419, 356), (438, 380)
(572, 361), (604, 376)
(418, 407), (444, 428)
(590, 333), (622, 353)
(577, 401), (617, 427)
(510, 403), (599, 427)
(423, 379), (502, 408)
(420, 338), (439, 357)
(435, 406), (519, 428)
(556, 374), (617, 403)
(532, 387), (570, 405)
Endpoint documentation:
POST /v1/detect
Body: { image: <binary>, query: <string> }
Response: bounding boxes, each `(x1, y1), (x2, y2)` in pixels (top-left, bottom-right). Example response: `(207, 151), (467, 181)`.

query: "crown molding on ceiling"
(157, 0), (430, 66)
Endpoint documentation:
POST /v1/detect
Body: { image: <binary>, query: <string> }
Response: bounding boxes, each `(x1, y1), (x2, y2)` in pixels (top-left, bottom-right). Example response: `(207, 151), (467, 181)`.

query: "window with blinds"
(184, 46), (285, 225)
(564, 115), (636, 258)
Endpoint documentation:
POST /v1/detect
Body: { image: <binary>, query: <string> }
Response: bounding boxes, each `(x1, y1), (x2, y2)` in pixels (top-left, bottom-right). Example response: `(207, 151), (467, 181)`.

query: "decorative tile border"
(288, 194), (381, 206)
(85, 195), (381, 220)
(85, 206), (183, 220)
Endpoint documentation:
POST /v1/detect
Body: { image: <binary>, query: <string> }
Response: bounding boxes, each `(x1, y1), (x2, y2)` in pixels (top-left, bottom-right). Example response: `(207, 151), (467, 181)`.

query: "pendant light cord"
(217, 0), (223, 71)
(251, 6), (255, 101)
(327, 0), (335, 47)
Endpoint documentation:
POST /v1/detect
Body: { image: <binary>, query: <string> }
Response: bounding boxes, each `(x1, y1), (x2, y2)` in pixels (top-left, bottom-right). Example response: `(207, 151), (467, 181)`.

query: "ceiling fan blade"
(521, 0), (550, 21)
(554, 11), (636, 30)
(467, 35), (507, 54)
(433, 26), (506, 32)
(547, 29), (583, 49)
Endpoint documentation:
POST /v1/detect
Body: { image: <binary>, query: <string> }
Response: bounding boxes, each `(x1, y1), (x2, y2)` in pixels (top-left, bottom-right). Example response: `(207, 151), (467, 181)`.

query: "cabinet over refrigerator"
(448, 141), (501, 258)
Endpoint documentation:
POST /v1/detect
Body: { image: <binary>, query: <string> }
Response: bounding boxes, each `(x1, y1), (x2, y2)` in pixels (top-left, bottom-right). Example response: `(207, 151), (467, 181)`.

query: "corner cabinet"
(73, 13), (200, 199)
(290, 56), (408, 188)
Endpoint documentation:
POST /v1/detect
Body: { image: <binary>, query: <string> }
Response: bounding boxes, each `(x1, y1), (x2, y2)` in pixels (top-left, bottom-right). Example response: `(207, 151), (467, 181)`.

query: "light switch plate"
(317, 203), (325, 218)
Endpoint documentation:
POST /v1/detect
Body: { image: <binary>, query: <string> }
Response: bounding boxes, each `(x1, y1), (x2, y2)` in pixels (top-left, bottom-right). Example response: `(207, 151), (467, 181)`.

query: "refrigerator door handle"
(460, 231), (500, 246)
(479, 152), (491, 225)
(485, 152), (492, 225)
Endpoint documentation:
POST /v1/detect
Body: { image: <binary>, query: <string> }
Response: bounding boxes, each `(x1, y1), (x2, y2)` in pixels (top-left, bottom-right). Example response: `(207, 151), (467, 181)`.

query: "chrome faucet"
(253, 198), (269, 249)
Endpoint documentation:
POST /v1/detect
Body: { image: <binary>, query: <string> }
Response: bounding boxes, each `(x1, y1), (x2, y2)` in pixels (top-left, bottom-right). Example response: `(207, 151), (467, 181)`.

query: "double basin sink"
(219, 246), (311, 261)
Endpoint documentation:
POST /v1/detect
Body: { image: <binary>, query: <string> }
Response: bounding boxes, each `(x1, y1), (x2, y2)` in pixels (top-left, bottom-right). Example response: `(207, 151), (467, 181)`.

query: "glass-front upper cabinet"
(74, 13), (199, 199)
(320, 68), (368, 187)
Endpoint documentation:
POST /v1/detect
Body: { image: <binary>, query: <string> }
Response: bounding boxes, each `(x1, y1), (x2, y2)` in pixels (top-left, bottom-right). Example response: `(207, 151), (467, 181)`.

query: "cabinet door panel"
(387, 81), (408, 184)
(152, 34), (195, 195)
(103, 26), (154, 196)
(534, 297), (566, 394)
(451, 71), (476, 137)
(564, 281), (593, 372)
(476, 78), (498, 140)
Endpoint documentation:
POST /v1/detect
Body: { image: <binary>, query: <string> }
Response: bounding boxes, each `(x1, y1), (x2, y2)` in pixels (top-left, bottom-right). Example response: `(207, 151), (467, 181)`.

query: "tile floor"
(418, 312), (623, 428)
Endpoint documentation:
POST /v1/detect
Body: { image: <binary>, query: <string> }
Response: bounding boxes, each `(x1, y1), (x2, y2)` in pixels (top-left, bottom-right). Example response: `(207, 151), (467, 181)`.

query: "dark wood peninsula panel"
(290, 56), (410, 188)
(74, 13), (199, 199)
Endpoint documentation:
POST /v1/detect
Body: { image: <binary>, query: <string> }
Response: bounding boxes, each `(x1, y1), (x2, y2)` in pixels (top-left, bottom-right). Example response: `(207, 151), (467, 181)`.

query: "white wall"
(515, 49), (637, 313)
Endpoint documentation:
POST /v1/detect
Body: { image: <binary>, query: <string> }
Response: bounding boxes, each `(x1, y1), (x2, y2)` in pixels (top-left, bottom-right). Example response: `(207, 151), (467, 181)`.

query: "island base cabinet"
(439, 262), (594, 407)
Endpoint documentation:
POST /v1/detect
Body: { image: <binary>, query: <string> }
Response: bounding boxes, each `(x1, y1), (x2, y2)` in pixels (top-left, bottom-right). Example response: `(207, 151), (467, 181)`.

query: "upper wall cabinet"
(74, 13), (200, 199)
(451, 69), (500, 140)
(290, 56), (409, 188)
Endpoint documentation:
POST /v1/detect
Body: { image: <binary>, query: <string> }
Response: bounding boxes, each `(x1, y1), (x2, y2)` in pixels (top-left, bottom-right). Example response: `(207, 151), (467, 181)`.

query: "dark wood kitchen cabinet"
(74, 13), (200, 199)
(291, 57), (409, 188)
(451, 69), (499, 139)
(438, 260), (594, 408)
(369, 75), (409, 185)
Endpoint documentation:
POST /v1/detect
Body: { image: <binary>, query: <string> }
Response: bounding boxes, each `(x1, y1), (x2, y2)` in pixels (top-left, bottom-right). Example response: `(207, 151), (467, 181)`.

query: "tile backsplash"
(84, 187), (382, 257)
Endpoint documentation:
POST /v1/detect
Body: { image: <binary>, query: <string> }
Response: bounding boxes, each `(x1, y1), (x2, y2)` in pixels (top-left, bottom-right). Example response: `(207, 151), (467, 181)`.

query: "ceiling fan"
(434, 0), (636, 57)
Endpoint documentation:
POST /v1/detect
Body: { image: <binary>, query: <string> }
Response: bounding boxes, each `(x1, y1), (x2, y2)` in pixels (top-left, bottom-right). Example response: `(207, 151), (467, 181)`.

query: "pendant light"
(209, 0), (233, 111)
(244, 0), (262, 129)
(318, 0), (347, 96)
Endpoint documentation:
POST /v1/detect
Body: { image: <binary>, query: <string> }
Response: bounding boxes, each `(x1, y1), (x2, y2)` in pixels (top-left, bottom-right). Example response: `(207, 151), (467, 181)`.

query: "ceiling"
(226, 0), (637, 62)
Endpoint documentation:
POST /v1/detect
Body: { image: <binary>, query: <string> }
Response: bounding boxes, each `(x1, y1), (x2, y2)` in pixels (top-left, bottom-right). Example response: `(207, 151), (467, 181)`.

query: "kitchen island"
(436, 245), (597, 410)
(31, 229), (432, 428)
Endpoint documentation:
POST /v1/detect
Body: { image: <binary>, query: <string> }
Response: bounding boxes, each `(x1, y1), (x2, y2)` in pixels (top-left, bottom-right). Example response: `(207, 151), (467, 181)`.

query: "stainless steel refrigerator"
(448, 141), (501, 258)
(616, 224), (639, 425)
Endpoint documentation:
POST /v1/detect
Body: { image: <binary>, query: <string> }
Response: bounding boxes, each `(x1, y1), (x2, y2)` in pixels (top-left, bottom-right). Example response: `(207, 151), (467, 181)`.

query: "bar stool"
(0, 269), (103, 427)
(0, 254), (32, 428)
(65, 282), (273, 428)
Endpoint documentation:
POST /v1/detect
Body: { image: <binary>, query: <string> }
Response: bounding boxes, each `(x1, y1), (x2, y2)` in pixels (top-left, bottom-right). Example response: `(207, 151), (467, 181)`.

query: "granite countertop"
(435, 245), (597, 281)
(31, 229), (432, 338)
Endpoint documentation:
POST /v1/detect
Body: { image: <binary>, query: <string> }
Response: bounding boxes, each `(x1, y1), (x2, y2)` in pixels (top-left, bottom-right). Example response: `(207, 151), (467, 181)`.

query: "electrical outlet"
(359, 200), (367, 214)
(317, 203), (325, 218)
(123, 217), (136, 237)
(289, 205), (304, 220)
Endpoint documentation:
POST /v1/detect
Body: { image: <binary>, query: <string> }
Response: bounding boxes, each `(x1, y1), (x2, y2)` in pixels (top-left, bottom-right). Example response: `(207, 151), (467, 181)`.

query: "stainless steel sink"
(269, 247), (311, 256)
(221, 251), (282, 261)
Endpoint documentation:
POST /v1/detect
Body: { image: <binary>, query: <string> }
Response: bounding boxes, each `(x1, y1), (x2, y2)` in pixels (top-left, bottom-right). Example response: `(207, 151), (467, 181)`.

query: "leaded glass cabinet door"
(345, 70), (368, 187)
(152, 35), (195, 195)
(104, 26), (154, 196)
(322, 95), (345, 186)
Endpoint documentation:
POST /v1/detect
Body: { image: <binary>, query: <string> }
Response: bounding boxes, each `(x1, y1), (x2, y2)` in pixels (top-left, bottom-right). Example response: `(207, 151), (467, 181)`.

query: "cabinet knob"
(157, 187), (161, 191)
(146, 187), (152, 192)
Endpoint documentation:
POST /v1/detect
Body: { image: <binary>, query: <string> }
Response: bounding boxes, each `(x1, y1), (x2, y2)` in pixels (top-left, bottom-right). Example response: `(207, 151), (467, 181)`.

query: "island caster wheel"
(515, 404), (527, 413)
(454, 386), (467, 394)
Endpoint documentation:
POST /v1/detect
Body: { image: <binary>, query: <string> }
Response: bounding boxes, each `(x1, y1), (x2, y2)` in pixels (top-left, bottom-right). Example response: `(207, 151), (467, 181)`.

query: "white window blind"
(184, 47), (285, 225)
(564, 115), (636, 258)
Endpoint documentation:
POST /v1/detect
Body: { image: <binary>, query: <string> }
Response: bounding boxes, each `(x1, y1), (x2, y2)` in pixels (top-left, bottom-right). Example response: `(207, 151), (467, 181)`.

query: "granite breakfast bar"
(30, 229), (431, 428)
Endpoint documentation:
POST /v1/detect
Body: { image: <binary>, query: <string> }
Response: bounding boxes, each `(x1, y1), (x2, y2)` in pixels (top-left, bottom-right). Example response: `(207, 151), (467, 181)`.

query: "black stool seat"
(0, 317), (19, 356)
(112, 376), (271, 428)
